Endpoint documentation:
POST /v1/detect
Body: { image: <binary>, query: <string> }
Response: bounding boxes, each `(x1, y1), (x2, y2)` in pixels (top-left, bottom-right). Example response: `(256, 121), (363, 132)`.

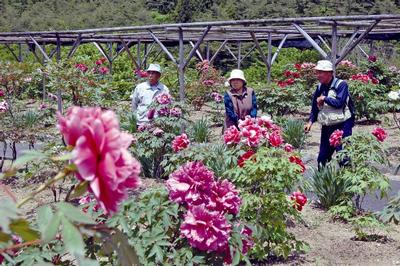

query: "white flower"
(388, 91), (400, 101)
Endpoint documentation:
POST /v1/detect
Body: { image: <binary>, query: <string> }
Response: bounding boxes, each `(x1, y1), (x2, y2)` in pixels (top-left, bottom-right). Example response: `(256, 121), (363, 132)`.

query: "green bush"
(282, 119), (306, 149)
(189, 117), (211, 143)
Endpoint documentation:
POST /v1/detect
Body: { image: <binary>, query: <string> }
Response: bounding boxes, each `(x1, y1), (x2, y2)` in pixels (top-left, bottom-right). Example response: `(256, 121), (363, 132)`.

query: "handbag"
(317, 79), (352, 126)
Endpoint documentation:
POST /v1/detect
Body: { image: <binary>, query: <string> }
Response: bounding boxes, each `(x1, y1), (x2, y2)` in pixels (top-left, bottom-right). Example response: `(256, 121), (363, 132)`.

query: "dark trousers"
(317, 118), (354, 167)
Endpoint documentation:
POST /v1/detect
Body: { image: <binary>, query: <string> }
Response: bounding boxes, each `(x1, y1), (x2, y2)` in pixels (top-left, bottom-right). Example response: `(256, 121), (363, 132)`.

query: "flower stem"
(16, 170), (69, 208)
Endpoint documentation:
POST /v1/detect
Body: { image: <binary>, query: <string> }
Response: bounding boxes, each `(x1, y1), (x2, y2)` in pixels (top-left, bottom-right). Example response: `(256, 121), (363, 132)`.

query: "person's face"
(315, 70), (333, 85)
(147, 71), (161, 85)
(230, 79), (244, 90)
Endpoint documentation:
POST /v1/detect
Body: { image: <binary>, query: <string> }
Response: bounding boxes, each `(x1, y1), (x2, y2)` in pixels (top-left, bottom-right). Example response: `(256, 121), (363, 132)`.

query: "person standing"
(131, 63), (169, 125)
(224, 69), (257, 130)
(304, 60), (355, 166)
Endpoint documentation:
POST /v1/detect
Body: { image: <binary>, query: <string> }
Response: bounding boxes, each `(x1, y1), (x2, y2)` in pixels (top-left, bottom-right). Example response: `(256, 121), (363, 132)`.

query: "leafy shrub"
(257, 83), (308, 117)
(282, 119), (306, 149)
(189, 117), (210, 143)
(379, 191), (400, 225)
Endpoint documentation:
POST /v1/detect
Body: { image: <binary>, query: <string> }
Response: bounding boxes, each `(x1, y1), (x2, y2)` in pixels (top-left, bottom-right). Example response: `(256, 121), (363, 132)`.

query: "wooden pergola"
(1, 14), (400, 109)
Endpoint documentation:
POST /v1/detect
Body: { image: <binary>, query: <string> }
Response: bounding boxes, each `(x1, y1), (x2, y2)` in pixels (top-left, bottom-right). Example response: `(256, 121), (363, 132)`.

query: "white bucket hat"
(146, 63), (162, 74)
(314, 60), (333, 71)
(227, 69), (246, 84)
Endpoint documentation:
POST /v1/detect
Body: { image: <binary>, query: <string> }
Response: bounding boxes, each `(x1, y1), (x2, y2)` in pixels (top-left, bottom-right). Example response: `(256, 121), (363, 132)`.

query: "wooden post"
(237, 41), (241, 69)
(271, 34), (288, 66)
(143, 43), (148, 68)
(293, 23), (328, 59)
(206, 42), (210, 61)
(267, 33), (272, 83)
(178, 28), (185, 101)
(210, 40), (228, 64)
(331, 22), (337, 74)
(137, 39), (141, 68)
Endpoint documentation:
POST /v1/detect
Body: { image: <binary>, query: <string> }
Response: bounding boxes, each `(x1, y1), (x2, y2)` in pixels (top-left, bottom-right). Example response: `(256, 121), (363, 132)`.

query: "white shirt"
(131, 81), (169, 125)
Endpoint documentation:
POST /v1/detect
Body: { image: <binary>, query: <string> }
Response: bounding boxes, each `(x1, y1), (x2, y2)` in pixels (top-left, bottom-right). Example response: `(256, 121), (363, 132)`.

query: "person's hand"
(317, 95), (325, 108)
(304, 121), (312, 133)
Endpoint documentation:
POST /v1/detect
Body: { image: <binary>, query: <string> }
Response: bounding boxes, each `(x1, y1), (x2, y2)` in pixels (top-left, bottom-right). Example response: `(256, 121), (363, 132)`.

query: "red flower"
(237, 150), (255, 168)
(286, 78), (295, 85)
(75, 63), (88, 72)
(368, 55), (377, 62)
(371, 77), (379, 84)
(180, 205), (231, 252)
(268, 131), (283, 147)
(0, 89), (4, 97)
(372, 127), (387, 142)
(284, 70), (292, 77)
(57, 107), (141, 214)
(166, 161), (214, 205)
(172, 133), (190, 152)
(98, 66), (109, 75)
(329, 129), (343, 147)
(156, 93), (172, 105)
(292, 72), (300, 78)
(289, 155), (306, 173)
(147, 108), (155, 120)
(224, 126), (241, 145)
(290, 191), (307, 211)
(294, 63), (302, 71)
(134, 69), (148, 78)
(284, 143), (294, 152)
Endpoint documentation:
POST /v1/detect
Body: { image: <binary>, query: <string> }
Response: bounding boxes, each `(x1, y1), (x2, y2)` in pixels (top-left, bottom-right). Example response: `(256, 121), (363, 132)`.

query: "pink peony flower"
(166, 161), (214, 205)
(241, 124), (262, 147)
(290, 191), (308, 211)
(48, 92), (58, 101)
(137, 124), (148, 132)
(268, 131), (283, 147)
(172, 133), (190, 152)
(289, 155), (306, 173)
(0, 100), (9, 113)
(240, 225), (254, 254)
(284, 143), (294, 152)
(0, 89), (5, 97)
(39, 103), (47, 110)
(95, 57), (107, 65)
(180, 205), (231, 252)
(75, 63), (88, 72)
(329, 129), (343, 147)
(157, 107), (170, 117)
(98, 66), (109, 75)
(203, 79), (215, 86)
(57, 106), (141, 213)
(147, 108), (155, 120)
(237, 150), (255, 168)
(223, 126), (241, 145)
(238, 115), (255, 130)
(372, 127), (387, 142)
(208, 179), (241, 215)
(156, 93), (172, 105)
(153, 127), (164, 136)
(210, 92), (223, 103)
(368, 55), (377, 62)
(257, 115), (273, 129)
(170, 107), (182, 117)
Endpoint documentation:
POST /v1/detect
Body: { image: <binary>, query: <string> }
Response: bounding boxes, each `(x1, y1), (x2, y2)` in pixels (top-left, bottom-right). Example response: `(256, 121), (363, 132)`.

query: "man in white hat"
(131, 63), (169, 125)
(304, 60), (355, 166)
(224, 69), (257, 130)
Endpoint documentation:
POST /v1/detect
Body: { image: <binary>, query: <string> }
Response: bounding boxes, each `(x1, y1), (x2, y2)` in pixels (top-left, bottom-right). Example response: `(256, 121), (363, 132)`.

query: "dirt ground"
(2, 104), (400, 265)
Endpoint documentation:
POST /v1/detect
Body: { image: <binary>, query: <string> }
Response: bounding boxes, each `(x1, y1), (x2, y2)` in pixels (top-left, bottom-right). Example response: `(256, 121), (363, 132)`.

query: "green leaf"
(9, 219), (40, 242)
(62, 219), (85, 256)
(42, 212), (61, 243)
(108, 229), (140, 266)
(14, 150), (46, 167)
(57, 202), (95, 224)
(68, 181), (89, 200)
(37, 205), (53, 234)
(0, 198), (19, 233)
(51, 152), (73, 161)
(0, 231), (11, 242)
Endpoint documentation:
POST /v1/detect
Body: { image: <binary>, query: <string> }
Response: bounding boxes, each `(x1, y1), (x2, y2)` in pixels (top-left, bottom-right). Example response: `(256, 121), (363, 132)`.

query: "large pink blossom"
(241, 124), (262, 147)
(172, 133), (190, 152)
(257, 115), (273, 129)
(170, 107), (182, 117)
(238, 116), (255, 130)
(156, 93), (172, 105)
(329, 129), (343, 147)
(180, 205), (231, 252)
(372, 127), (387, 142)
(166, 161), (214, 205)
(98, 66), (109, 75)
(75, 63), (88, 72)
(268, 131), (283, 147)
(0, 100), (9, 113)
(208, 179), (241, 215)
(223, 126), (241, 145)
(157, 107), (170, 117)
(57, 106), (141, 213)
(284, 143), (294, 152)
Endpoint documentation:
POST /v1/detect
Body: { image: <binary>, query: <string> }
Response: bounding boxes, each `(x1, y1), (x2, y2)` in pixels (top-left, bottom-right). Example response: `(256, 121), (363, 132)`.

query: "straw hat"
(227, 69), (247, 84)
(314, 60), (333, 71)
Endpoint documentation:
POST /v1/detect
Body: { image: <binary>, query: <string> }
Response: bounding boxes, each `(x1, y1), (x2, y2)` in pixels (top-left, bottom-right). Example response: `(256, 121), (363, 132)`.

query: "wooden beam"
(338, 28), (359, 58)
(184, 26), (211, 68)
(142, 42), (155, 68)
(67, 35), (81, 59)
(25, 40), (43, 65)
(120, 39), (140, 69)
(336, 20), (380, 64)
(271, 34), (288, 65)
(93, 42), (111, 62)
(148, 30), (177, 64)
(317, 35), (331, 52)
(241, 44), (256, 61)
(4, 44), (21, 62)
(250, 32), (269, 68)
(189, 41), (203, 61)
(209, 39), (228, 64)
(178, 28), (185, 101)
(267, 33), (272, 83)
(331, 23), (338, 73)
(112, 41), (132, 61)
(225, 44), (237, 61)
(29, 36), (50, 61)
(237, 41), (241, 68)
(293, 23), (328, 59)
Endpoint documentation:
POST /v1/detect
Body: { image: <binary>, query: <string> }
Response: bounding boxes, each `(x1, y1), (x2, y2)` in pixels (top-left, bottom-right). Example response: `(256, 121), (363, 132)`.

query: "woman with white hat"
(224, 69), (257, 130)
